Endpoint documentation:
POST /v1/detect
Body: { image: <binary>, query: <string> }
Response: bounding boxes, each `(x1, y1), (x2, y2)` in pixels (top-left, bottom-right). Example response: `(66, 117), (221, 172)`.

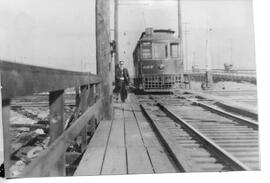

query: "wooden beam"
(0, 60), (101, 100)
(49, 90), (65, 176)
(96, 0), (113, 120)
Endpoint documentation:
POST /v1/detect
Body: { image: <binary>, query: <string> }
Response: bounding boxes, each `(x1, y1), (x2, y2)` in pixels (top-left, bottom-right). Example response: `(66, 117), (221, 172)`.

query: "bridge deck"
(74, 94), (177, 176)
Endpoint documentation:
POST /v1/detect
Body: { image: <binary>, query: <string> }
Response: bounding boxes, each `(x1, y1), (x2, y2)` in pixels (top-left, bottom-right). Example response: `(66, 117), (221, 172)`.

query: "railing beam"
(0, 60), (101, 100)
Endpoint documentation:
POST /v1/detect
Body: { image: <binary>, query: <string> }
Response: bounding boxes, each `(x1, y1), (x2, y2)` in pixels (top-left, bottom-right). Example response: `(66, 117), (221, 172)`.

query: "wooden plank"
(146, 147), (177, 173)
(113, 104), (123, 120)
(124, 111), (144, 147)
(101, 147), (126, 175)
(126, 147), (153, 174)
(74, 120), (112, 176)
(129, 97), (177, 173)
(123, 102), (153, 174)
(49, 90), (65, 176)
(101, 110), (126, 175)
(0, 60), (101, 100)
(20, 100), (102, 177)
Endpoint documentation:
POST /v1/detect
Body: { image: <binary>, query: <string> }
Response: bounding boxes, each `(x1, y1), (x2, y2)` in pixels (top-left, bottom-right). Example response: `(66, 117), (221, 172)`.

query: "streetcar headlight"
(143, 65), (154, 69)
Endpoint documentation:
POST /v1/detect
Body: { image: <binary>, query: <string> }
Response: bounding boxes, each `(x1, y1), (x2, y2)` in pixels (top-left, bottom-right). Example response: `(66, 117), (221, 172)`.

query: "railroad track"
(138, 94), (259, 172)
(174, 91), (258, 121)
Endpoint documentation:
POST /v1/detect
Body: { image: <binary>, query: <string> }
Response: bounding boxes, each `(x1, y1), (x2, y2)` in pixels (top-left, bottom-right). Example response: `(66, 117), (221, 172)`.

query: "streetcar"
(133, 28), (184, 92)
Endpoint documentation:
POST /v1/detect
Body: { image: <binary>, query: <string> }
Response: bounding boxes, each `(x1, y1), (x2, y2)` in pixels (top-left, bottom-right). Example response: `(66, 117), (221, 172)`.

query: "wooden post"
(79, 85), (88, 152)
(96, 0), (113, 120)
(2, 99), (10, 178)
(206, 71), (213, 88)
(88, 84), (96, 135)
(75, 87), (80, 107)
(49, 90), (65, 176)
(88, 84), (95, 106)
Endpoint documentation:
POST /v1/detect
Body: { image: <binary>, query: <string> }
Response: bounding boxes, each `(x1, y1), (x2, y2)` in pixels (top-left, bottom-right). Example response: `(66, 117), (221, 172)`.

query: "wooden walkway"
(74, 94), (177, 176)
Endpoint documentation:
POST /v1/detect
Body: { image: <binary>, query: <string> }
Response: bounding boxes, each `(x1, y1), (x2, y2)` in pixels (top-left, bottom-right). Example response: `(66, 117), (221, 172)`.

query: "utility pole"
(178, 0), (185, 76)
(178, 0), (182, 39)
(114, 0), (119, 65)
(205, 28), (213, 88)
(206, 28), (213, 71)
(230, 39), (233, 65)
(192, 52), (196, 68)
(183, 22), (190, 71)
(96, 0), (113, 120)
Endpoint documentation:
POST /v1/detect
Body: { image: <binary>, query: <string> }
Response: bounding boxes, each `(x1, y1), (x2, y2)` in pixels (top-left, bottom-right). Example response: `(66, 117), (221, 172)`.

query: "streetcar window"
(152, 43), (167, 59)
(141, 42), (152, 59)
(170, 43), (179, 58)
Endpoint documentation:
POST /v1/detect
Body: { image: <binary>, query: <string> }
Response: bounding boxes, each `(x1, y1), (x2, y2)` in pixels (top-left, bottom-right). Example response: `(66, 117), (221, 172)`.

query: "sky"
(0, 0), (96, 73)
(118, 0), (256, 76)
(0, 0), (256, 76)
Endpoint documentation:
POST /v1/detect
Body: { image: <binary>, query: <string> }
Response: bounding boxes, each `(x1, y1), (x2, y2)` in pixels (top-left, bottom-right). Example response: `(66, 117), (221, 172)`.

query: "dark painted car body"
(133, 28), (184, 91)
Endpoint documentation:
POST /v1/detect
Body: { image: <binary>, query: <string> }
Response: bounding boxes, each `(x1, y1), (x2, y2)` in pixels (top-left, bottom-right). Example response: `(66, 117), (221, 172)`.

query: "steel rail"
(177, 94), (258, 130)
(157, 102), (251, 171)
(140, 104), (200, 172)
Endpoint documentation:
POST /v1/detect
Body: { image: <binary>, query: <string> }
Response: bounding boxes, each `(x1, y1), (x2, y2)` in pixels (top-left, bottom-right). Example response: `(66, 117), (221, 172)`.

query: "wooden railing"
(185, 69), (257, 84)
(0, 60), (103, 178)
(185, 69), (256, 76)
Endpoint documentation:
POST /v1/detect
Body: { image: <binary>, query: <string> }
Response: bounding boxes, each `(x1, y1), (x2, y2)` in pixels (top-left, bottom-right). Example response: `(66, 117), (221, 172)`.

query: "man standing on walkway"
(113, 61), (130, 102)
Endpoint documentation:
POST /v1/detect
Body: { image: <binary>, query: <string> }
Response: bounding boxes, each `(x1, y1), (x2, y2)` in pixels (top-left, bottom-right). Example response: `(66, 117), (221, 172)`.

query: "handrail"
(184, 69), (256, 84)
(185, 69), (256, 76)
(0, 60), (101, 100)
(1, 60), (103, 178)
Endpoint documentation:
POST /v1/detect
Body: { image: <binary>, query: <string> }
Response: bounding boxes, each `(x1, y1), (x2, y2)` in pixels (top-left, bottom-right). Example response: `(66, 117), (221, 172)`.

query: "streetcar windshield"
(170, 43), (179, 58)
(141, 42), (152, 59)
(152, 43), (168, 59)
